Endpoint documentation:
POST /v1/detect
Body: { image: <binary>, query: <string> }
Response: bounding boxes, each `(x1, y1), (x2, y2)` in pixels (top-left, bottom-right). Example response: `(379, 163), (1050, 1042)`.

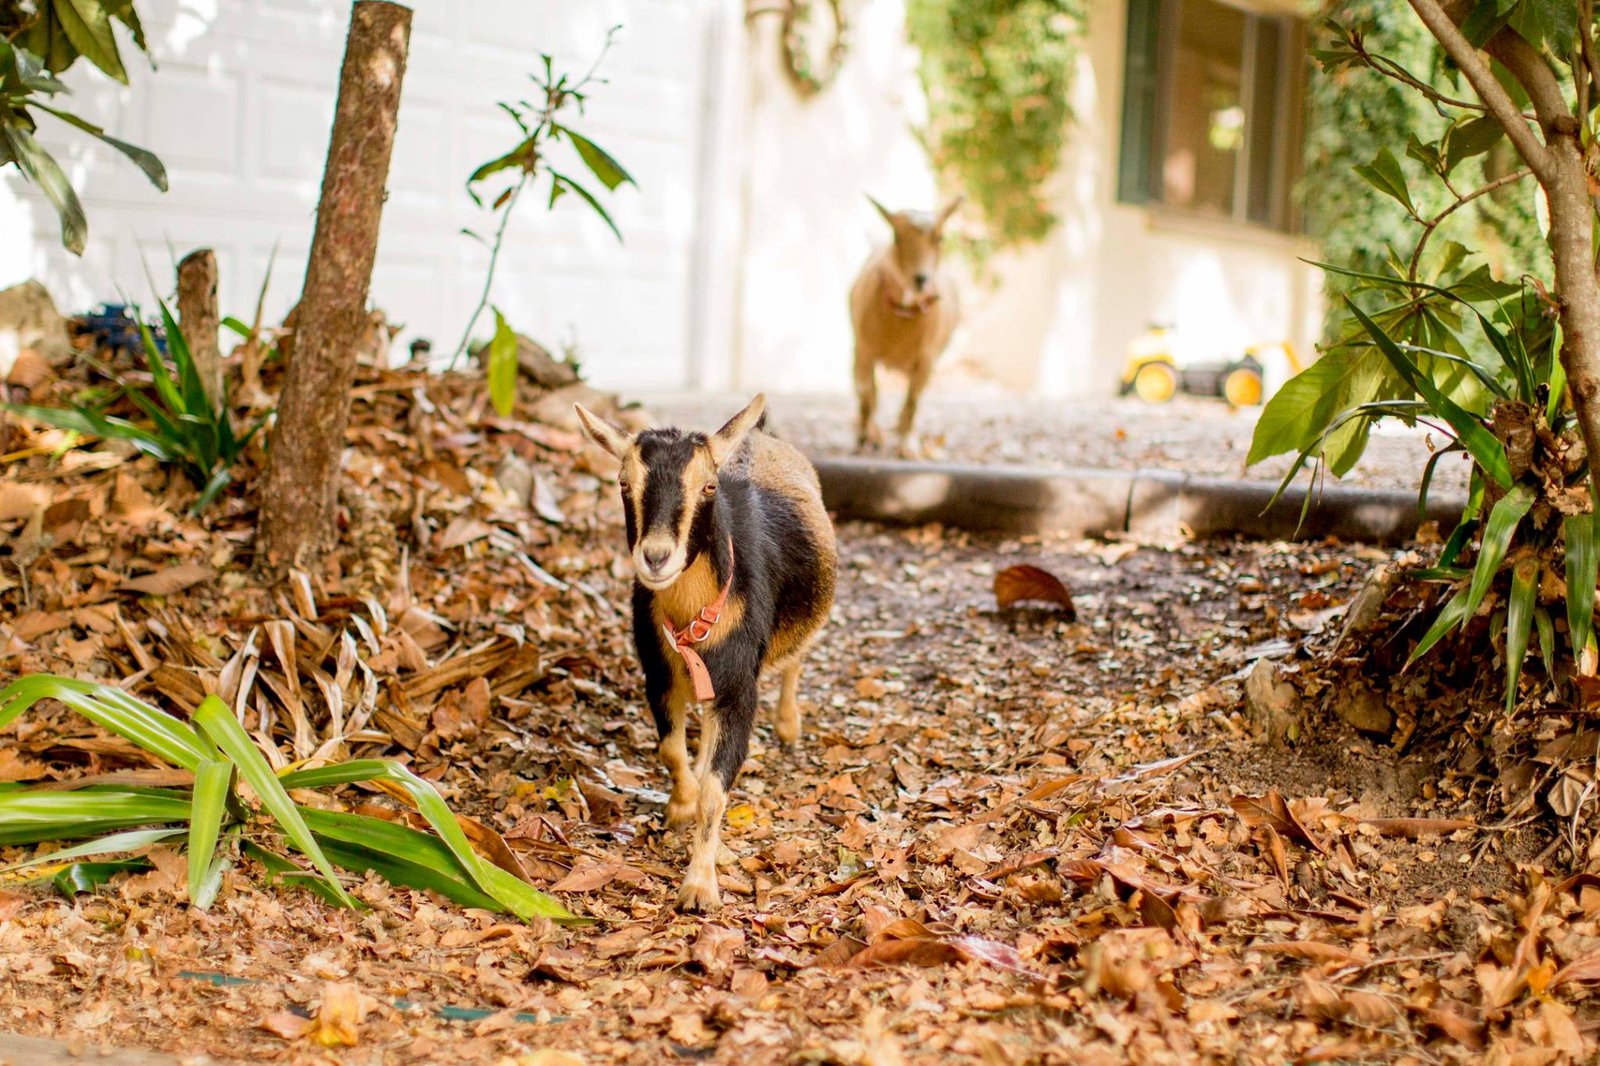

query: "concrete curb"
(811, 457), (1465, 544)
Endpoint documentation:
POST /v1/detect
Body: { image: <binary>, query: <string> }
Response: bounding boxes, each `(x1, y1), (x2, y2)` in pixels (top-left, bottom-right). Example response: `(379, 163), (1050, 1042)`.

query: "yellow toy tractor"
(1119, 325), (1302, 408)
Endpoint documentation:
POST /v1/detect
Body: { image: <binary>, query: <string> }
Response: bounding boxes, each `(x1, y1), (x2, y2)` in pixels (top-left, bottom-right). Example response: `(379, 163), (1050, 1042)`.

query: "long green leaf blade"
(0, 676), (208, 769)
(186, 761), (231, 907)
(548, 170), (621, 241)
(0, 827), (184, 875)
(33, 102), (166, 189)
(1567, 511), (1599, 657)
(1463, 483), (1535, 623)
(280, 761), (573, 920)
(191, 697), (356, 908)
(0, 123), (87, 254)
(1347, 299), (1513, 488)
(1409, 584), (1473, 666)
(559, 127), (635, 190)
(1506, 559), (1537, 712)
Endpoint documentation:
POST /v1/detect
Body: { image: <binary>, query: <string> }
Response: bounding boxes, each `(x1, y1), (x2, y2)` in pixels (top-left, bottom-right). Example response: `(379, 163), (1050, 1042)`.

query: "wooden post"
(176, 248), (221, 405)
(256, 1), (411, 574)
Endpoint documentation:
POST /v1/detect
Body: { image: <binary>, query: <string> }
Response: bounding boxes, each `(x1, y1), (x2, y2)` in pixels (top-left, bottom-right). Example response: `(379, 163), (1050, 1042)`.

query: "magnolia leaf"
(993, 564), (1076, 617)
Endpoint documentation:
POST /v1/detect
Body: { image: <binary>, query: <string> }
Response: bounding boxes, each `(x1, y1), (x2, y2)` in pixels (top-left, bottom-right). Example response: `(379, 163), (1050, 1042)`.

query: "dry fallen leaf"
(1230, 790), (1329, 854)
(259, 1011), (313, 1041)
(994, 564), (1076, 617)
(118, 562), (212, 597)
(310, 980), (372, 1048)
(496, 1052), (587, 1066)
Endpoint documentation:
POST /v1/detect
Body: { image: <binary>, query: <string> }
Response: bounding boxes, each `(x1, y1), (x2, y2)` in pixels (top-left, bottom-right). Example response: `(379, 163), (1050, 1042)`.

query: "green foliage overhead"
(906, 0), (1087, 249)
(4, 300), (265, 513)
(0, 674), (576, 920)
(1299, 0), (1542, 339)
(0, 0), (166, 254)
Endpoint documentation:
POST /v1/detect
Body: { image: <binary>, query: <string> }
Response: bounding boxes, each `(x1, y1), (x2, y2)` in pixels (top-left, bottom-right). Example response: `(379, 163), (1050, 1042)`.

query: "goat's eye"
(703, 482), (717, 497)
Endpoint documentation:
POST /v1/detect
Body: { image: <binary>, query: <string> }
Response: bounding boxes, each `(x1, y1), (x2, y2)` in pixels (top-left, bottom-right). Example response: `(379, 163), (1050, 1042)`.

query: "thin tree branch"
(1485, 26), (1576, 135)
(450, 172), (527, 369)
(1582, 0), (1600, 130)
(1405, 0), (1553, 178)
(1364, 52), (1489, 113)
(1407, 167), (1535, 284)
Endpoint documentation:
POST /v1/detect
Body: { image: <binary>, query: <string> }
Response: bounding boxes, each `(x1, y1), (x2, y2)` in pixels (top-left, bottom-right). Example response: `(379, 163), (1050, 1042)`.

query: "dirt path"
(8, 519), (1584, 1064)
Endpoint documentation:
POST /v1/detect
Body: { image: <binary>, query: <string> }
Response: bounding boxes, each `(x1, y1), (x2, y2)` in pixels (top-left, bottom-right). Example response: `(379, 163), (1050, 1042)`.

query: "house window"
(1118, 0), (1306, 231)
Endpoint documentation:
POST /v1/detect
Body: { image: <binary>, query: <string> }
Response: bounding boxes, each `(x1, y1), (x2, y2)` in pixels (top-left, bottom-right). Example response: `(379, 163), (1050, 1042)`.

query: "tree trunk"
(256, 1), (411, 576)
(175, 248), (222, 406)
(1542, 141), (1600, 483)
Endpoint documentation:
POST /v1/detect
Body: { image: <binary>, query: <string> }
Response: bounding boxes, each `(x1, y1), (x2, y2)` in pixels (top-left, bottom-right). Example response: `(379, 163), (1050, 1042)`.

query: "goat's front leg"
(678, 684), (756, 912)
(854, 349), (882, 451)
(644, 644), (697, 827)
(895, 356), (934, 459)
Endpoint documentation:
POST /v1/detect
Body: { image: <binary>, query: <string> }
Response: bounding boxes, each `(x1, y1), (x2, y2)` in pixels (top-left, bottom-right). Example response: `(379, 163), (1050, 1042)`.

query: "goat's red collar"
(662, 538), (735, 702)
(881, 277), (940, 318)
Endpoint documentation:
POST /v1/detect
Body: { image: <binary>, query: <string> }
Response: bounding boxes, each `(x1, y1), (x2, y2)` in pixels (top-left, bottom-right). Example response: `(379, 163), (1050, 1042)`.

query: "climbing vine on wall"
(1300, 0), (1543, 337)
(906, 0), (1087, 249)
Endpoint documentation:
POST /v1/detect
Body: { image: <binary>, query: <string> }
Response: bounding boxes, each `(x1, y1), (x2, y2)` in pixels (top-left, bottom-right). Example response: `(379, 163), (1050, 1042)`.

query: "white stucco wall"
(0, 0), (719, 392)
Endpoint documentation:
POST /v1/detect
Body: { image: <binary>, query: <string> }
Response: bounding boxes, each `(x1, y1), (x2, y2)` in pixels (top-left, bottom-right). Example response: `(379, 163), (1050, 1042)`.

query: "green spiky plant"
(0, 675), (574, 920)
(5, 300), (266, 512)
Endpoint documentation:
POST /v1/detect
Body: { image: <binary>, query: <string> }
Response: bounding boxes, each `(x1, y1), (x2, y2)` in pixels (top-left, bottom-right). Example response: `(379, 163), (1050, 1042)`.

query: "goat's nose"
(643, 547), (670, 569)
(913, 273), (930, 291)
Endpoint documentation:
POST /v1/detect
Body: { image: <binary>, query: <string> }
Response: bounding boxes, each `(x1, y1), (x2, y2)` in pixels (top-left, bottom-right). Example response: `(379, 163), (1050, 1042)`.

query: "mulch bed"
(0, 355), (1596, 1063)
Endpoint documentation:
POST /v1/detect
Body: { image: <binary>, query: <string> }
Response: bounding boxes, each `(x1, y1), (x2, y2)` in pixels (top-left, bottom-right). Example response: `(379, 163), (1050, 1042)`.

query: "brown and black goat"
(575, 395), (837, 911)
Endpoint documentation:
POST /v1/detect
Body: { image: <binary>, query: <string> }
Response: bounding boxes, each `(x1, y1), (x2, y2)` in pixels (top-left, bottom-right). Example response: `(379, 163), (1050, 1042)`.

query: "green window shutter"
(1118, 0), (1162, 205)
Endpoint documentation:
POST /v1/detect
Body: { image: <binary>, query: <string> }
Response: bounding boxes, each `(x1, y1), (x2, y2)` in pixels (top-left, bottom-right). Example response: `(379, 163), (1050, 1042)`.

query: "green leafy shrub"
(6, 300), (264, 511)
(1, 1), (167, 253)
(906, 0), (1087, 251)
(0, 674), (574, 920)
(1252, 12), (1594, 711)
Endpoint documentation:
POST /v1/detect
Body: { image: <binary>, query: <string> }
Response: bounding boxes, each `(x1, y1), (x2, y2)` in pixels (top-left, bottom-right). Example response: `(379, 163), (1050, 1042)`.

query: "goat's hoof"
(895, 438), (921, 460)
(665, 793), (697, 829)
(776, 718), (801, 748)
(675, 875), (722, 912)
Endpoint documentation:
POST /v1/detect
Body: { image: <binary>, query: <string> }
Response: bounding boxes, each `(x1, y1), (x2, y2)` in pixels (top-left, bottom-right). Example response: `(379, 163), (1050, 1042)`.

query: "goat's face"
(870, 195), (962, 307)
(574, 396), (766, 590)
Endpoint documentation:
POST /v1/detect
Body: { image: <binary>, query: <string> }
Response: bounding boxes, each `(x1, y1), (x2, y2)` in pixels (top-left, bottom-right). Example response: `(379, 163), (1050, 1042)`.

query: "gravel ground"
(646, 386), (1475, 498)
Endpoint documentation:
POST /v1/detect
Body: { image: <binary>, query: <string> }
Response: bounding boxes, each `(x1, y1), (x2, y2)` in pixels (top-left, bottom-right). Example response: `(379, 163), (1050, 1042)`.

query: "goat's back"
(724, 431), (836, 666)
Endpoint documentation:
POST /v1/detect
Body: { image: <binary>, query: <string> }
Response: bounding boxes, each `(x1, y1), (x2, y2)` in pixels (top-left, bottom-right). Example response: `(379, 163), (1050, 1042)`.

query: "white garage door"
(0, 0), (718, 392)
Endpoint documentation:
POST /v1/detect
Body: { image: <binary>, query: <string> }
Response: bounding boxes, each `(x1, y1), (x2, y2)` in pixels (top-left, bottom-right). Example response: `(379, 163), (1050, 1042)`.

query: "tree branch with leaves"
(452, 25), (636, 410)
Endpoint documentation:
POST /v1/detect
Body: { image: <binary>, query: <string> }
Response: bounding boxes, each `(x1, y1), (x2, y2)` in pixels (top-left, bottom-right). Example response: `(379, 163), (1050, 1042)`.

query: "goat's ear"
(866, 194), (896, 227)
(708, 394), (766, 466)
(574, 404), (632, 459)
(935, 196), (963, 232)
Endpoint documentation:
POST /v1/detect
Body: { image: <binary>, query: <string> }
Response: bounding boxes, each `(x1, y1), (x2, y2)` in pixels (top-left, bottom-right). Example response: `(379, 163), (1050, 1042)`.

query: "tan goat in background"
(848, 196), (961, 458)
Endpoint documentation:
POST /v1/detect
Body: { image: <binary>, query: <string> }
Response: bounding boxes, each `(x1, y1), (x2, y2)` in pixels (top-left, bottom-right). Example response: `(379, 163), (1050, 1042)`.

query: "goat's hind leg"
(775, 657), (803, 747)
(678, 687), (755, 912)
